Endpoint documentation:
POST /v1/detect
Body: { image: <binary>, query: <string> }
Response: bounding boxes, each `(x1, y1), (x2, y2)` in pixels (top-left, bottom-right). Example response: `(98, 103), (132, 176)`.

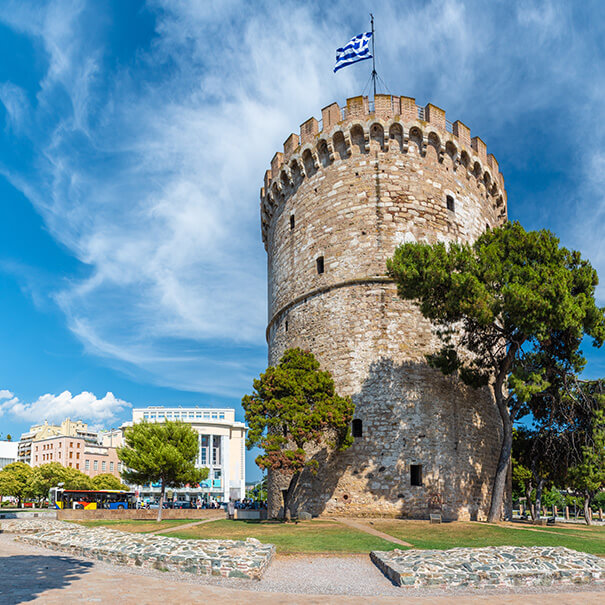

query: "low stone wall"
(371, 546), (605, 588)
(57, 508), (224, 521)
(234, 509), (267, 520)
(2, 520), (275, 580)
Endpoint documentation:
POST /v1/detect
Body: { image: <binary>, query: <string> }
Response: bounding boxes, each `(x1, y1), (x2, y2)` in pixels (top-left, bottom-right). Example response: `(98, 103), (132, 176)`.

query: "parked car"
(173, 500), (193, 509)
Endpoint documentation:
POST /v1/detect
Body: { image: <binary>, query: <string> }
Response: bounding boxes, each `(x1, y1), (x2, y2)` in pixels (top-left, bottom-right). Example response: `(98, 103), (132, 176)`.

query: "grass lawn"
(367, 520), (605, 555)
(72, 519), (195, 533)
(160, 519), (399, 554)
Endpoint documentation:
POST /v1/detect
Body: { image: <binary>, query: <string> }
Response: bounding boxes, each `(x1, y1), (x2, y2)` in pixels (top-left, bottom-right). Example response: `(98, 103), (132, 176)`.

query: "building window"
(316, 256), (324, 274)
(76, 464), (79, 469)
(102, 461), (106, 472)
(58, 452), (61, 458)
(410, 464), (423, 486)
(290, 214), (295, 230)
(110, 462), (114, 472)
(70, 442), (73, 447)
(93, 460), (98, 471)
(446, 195), (455, 212)
(118, 462), (123, 473)
(200, 435), (209, 465)
(285, 320), (288, 332)
(76, 452), (80, 459)
(69, 452), (73, 459)
(352, 419), (363, 438)
(85, 460), (90, 470)
(212, 436), (221, 465)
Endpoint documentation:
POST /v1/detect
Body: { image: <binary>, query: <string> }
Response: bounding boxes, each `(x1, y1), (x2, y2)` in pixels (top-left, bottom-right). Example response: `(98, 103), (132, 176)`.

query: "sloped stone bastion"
(1, 519), (274, 580)
(370, 546), (605, 588)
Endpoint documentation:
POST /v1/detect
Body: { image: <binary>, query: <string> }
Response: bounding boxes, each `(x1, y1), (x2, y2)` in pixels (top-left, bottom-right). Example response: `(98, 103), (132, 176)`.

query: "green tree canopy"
(0, 462), (34, 506)
(91, 473), (128, 491)
(387, 221), (605, 522)
(242, 348), (354, 519)
(31, 463), (70, 501)
(118, 420), (207, 521)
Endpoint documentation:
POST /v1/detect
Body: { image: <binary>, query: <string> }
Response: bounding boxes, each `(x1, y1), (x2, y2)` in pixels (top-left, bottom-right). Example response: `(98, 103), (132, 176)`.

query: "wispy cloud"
(0, 0), (603, 402)
(0, 388), (130, 424)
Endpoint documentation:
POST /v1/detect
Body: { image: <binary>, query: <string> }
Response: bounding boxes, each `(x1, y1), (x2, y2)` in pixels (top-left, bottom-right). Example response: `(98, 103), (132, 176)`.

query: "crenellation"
(472, 136), (487, 164)
(321, 102), (341, 130)
(271, 152), (283, 179)
(425, 103), (446, 130)
(300, 116), (319, 144)
(452, 120), (471, 147)
(283, 133), (299, 156)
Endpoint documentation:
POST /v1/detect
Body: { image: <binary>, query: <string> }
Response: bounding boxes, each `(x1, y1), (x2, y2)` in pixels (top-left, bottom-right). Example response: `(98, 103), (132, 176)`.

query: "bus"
(49, 488), (136, 510)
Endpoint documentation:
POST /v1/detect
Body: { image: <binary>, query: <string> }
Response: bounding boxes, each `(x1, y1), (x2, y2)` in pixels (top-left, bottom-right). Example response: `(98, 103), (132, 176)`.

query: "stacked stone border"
(260, 94), (507, 249)
(2, 520), (274, 581)
(370, 546), (605, 588)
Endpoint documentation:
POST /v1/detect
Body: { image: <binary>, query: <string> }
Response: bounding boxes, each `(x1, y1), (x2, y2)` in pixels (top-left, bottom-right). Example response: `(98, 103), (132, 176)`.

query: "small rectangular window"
(85, 460), (90, 470)
(446, 195), (455, 212)
(102, 461), (106, 471)
(110, 462), (114, 472)
(290, 214), (295, 230)
(93, 460), (98, 471)
(410, 464), (423, 486)
(316, 256), (324, 274)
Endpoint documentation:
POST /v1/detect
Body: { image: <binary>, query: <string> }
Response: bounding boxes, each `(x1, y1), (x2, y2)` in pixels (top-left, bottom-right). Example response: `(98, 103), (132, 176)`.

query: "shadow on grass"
(0, 554), (93, 604)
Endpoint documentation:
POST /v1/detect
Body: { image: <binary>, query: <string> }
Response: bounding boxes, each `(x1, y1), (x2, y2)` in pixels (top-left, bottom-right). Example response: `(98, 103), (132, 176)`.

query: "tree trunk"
(584, 493), (593, 526)
(282, 472), (300, 521)
(525, 485), (536, 521)
(534, 477), (545, 521)
(157, 480), (165, 522)
(488, 390), (513, 522)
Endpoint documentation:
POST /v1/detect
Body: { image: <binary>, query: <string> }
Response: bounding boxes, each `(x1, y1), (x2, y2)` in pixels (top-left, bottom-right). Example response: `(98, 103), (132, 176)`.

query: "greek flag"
(334, 32), (373, 73)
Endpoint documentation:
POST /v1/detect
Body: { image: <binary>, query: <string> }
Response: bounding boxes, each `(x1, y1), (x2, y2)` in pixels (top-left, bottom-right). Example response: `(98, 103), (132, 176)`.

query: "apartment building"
(129, 407), (247, 502)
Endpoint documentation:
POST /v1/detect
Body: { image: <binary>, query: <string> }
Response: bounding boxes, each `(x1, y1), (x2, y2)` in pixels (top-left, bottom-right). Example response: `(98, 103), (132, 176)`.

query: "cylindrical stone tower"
(260, 94), (508, 520)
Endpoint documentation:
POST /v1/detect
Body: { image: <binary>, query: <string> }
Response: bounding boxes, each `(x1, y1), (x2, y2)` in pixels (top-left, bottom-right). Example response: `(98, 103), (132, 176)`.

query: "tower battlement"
(261, 94), (507, 248)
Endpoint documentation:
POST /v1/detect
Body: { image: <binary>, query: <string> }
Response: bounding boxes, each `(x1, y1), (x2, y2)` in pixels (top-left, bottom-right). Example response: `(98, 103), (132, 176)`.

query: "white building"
(0, 441), (18, 469)
(128, 407), (247, 503)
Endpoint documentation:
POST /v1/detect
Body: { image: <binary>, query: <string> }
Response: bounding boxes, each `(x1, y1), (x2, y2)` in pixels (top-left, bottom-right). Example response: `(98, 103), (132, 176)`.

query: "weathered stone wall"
(57, 508), (224, 521)
(261, 94), (508, 520)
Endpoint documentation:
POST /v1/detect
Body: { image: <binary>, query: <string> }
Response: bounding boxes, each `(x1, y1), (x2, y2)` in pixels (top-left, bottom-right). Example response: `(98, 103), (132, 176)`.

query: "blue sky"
(0, 1), (604, 481)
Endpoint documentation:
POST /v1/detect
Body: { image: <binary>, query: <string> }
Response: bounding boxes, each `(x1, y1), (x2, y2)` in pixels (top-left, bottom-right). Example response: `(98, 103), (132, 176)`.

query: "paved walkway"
(1, 535), (603, 604)
(333, 517), (413, 547)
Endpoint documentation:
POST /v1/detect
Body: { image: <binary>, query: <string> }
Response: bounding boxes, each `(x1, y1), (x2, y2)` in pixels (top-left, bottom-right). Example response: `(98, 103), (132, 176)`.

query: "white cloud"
(0, 0), (603, 398)
(0, 389), (131, 424)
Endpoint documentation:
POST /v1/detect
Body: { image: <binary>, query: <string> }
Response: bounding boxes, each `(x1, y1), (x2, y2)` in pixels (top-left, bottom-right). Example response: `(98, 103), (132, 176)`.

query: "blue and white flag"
(334, 32), (373, 73)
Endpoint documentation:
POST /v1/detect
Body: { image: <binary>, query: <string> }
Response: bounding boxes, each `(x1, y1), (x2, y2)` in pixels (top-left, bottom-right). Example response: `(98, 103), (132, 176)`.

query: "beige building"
(18, 419), (99, 464)
(129, 407), (247, 502)
(30, 435), (122, 479)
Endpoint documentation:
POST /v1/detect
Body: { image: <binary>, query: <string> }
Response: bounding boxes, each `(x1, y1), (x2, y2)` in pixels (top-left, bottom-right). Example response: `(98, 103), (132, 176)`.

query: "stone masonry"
(260, 95), (508, 520)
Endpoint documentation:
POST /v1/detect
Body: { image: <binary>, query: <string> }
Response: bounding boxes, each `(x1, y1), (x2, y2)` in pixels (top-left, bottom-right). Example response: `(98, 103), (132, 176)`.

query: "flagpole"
(370, 13), (377, 99)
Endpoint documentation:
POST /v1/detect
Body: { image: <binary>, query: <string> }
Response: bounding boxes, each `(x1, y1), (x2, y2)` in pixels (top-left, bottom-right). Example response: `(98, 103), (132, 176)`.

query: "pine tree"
(118, 420), (207, 521)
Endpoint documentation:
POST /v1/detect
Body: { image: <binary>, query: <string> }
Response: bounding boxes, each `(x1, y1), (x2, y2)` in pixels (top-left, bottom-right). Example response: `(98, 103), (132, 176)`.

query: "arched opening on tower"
(303, 149), (317, 178)
(370, 123), (385, 151)
(389, 123), (403, 152)
(409, 127), (423, 155)
(352, 419), (363, 437)
(350, 125), (367, 154)
(317, 139), (331, 168)
(332, 131), (348, 160)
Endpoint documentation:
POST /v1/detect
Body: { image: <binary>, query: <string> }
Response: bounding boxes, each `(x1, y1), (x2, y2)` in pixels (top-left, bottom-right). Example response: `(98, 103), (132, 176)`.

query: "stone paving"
(371, 546), (605, 588)
(0, 519), (274, 580)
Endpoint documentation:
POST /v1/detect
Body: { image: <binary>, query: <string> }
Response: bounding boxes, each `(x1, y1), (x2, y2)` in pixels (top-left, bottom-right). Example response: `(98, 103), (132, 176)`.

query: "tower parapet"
(260, 94), (506, 520)
(261, 94), (507, 249)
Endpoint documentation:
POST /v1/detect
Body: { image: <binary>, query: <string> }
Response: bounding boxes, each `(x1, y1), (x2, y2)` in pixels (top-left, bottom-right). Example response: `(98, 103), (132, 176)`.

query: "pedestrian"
(227, 499), (235, 520)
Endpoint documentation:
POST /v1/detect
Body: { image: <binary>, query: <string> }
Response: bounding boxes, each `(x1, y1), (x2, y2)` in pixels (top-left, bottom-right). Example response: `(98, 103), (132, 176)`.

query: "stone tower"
(260, 94), (508, 520)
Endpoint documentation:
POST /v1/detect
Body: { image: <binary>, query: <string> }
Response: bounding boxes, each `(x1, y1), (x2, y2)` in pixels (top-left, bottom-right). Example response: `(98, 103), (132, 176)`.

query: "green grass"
(160, 519), (399, 554)
(71, 519), (195, 533)
(368, 520), (605, 555)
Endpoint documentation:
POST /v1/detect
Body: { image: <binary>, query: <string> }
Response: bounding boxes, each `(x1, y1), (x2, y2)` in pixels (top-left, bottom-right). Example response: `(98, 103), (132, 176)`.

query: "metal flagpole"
(370, 13), (377, 99)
